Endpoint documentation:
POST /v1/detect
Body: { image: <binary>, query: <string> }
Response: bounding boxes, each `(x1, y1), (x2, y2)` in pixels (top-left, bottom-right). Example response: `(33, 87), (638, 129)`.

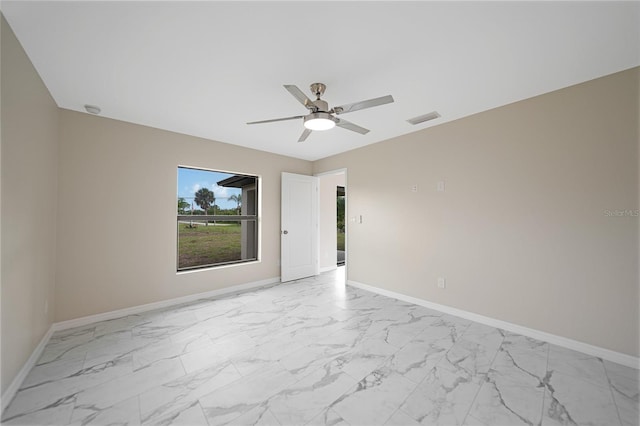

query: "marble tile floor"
(2, 268), (638, 425)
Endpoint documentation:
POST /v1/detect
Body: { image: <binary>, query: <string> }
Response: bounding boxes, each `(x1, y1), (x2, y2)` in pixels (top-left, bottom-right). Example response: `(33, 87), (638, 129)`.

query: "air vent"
(407, 111), (440, 125)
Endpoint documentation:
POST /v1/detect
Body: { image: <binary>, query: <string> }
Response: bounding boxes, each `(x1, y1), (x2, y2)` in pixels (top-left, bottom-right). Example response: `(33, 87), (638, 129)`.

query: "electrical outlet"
(437, 277), (446, 289)
(437, 181), (446, 192)
(411, 184), (418, 193)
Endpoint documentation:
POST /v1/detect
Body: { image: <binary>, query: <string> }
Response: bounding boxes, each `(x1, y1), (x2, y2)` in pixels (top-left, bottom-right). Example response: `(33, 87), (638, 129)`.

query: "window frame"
(176, 166), (261, 272)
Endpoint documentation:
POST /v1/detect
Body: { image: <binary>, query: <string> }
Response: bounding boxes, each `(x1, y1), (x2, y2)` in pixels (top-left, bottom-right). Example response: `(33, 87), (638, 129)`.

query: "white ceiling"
(2, 1), (639, 161)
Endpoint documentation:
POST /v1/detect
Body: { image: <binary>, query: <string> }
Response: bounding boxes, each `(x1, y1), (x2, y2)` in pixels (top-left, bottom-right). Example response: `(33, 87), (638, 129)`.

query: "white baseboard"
(347, 279), (640, 370)
(53, 277), (280, 331)
(1, 276), (280, 413)
(1, 325), (54, 412)
(320, 265), (338, 273)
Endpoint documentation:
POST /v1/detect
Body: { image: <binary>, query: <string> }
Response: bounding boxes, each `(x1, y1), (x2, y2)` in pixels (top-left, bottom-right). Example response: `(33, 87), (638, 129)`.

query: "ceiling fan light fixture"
(303, 112), (337, 131)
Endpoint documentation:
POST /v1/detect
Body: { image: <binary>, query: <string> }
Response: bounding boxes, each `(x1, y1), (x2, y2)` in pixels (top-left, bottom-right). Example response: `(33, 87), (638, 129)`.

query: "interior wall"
(56, 110), (311, 321)
(1, 15), (59, 395)
(319, 172), (345, 270)
(313, 67), (640, 357)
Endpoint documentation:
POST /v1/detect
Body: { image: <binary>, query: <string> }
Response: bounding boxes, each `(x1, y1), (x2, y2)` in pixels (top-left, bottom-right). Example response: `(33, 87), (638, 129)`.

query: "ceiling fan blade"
(335, 118), (369, 135)
(284, 85), (316, 111)
(298, 128), (312, 143)
(333, 95), (394, 115)
(246, 115), (304, 125)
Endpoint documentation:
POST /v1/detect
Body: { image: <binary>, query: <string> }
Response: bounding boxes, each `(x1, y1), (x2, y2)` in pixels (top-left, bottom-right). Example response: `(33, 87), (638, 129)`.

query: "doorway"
(337, 186), (345, 266)
(317, 171), (346, 273)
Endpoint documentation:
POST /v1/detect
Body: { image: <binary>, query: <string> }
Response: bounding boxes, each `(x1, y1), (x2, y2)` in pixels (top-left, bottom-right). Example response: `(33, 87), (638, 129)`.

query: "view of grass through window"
(177, 167), (258, 271)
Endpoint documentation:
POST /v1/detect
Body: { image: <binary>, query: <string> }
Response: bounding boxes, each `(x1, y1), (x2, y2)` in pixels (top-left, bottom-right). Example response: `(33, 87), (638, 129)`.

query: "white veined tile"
(70, 395), (140, 425)
(246, 314), (316, 346)
(141, 401), (208, 426)
(74, 357), (185, 412)
(306, 408), (350, 426)
(278, 339), (353, 379)
(22, 356), (87, 389)
(271, 315), (348, 347)
(93, 314), (153, 337)
(384, 409), (420, 426)
(378, 314), (435, 349)
(1, 395), (74, 425)
(491, 345), (547, 384)
(37, 329), (95, 365)
(133, 334), (212, 371)
(440, 338), (500, 377)
(501, 331), (548, 354)
(326, 332), (398, 382)
(400, 363), (484, 426)
(3, 355), (133, 419)
(331, 368), (418, 426)
(495, 336), (548, 380)
(604, 360), (639, 426)
(190, 298), (245, 322)
(131, 314), (196, 340)
(461, 323), (504, 343)
(138, 361), (241, 423)
(384, 338), (449, 384)
(199, 316), (243, 341)
(199, 364), (296, 425)
(286, 301), (351, 321)
(268, 367), (357, 425)
(604, 360), (640, 395)
(464, 413), (491, 425)
(466, 370), (544, 426)
(3, 268), (633, 426)
(229, 405), (282, 426)
(547, 344), (609, 389)
(420, 315), (472, 347)
(81, 345), (147, 368)
(179, 333), (255, 374)
(613, 390), (640, 426)
(542, 369), (621, 426)
(82, 331), (151, 366)
(315, 327), (368, 349)
(169, 331), (214, 353)
(230, 335), (304, 376)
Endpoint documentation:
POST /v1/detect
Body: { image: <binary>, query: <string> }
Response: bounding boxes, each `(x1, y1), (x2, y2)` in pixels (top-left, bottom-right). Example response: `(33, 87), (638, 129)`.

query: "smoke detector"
(84, 104), (101, 115)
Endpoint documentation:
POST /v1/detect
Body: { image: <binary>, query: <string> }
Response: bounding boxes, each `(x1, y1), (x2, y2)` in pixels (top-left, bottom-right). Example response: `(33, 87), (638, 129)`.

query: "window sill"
(176, 259), (261, 275)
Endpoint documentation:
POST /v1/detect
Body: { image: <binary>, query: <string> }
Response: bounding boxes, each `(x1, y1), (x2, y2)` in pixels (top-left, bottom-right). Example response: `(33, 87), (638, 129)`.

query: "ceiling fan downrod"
(310, 82), (326, 100)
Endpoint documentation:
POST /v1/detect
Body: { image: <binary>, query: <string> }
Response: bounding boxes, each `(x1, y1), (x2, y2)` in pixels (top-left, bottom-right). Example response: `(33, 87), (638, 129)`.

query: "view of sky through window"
(177, 167), (242, 212)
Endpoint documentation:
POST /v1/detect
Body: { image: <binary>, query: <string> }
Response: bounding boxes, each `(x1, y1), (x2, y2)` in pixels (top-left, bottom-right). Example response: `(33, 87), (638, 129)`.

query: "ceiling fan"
(247, 83), (394, 142)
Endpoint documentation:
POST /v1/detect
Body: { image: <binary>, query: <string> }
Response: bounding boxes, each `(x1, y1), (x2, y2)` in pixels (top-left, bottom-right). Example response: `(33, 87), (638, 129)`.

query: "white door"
(281, 172), (318, 282)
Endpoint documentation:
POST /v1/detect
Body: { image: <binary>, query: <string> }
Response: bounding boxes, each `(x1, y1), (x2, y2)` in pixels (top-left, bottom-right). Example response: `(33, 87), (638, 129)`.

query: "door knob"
(282, 230), (288, 234)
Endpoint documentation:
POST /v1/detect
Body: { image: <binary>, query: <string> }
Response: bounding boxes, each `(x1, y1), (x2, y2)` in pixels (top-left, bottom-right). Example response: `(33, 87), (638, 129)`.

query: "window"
(177, 166), (259, 271)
